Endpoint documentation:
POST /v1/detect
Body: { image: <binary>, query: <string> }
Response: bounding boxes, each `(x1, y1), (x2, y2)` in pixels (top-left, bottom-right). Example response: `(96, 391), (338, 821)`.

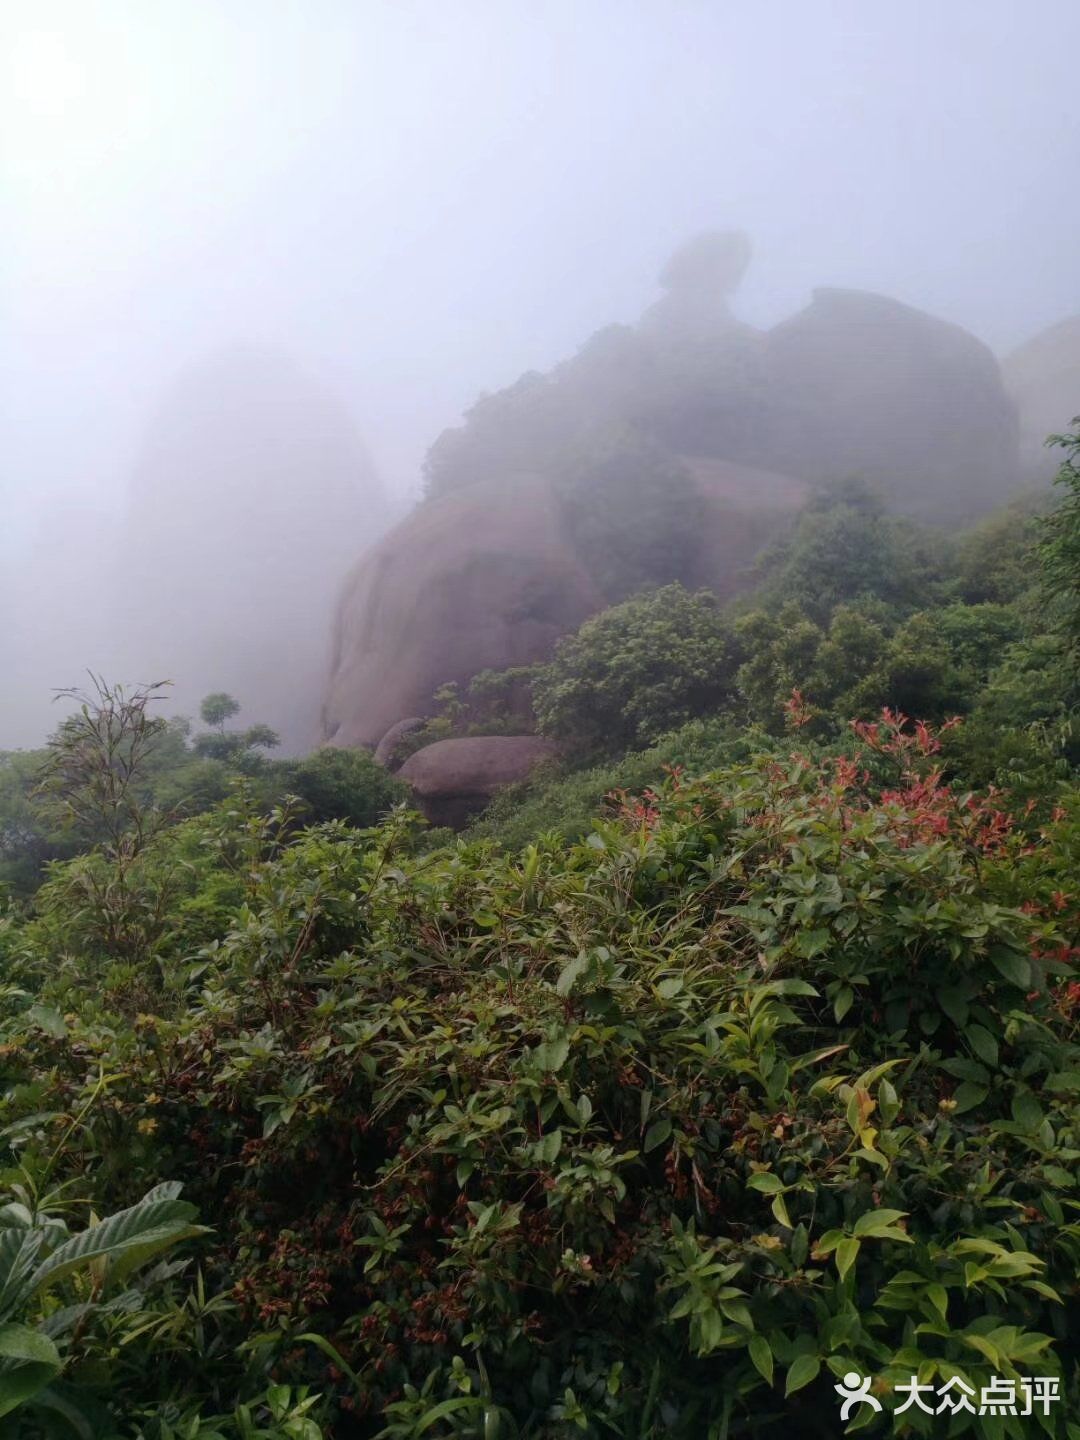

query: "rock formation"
(397, 735), (558, 827)
(324, 233), (1040, 793)
(322, 477), (606, 750)
(373, 717), (426, 770)
(639, 229), (756, 341)
(325, 454), (808, 753)
(424, 232), (1021, 524)
(760, 288), (1019, 523)
(1002, 315), (1080, 481)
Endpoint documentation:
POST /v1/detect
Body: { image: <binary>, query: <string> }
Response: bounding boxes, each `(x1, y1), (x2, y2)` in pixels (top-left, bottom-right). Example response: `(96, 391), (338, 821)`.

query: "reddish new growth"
(612, 766), (686, 831)
(848, 707), (1018, 855)
(612, 787), (662, 830)
(783, 688), (814, 730)
(850, 706), (962, 760)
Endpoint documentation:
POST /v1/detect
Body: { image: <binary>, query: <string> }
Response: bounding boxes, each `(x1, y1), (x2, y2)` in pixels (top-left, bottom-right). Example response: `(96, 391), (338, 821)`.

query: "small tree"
(199, 691), (241, 733)
(32, 677), (179, 969)
(35, 675), (171, 856)
(193, 694), (279, 764)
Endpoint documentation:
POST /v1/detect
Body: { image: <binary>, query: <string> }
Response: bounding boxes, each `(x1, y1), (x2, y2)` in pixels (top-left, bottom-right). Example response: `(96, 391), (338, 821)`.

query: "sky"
(2, 0), (1079, 744)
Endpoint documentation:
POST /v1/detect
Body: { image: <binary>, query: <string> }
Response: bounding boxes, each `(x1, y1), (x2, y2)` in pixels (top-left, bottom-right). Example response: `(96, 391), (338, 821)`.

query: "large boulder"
(322, 477), (606, 749)
(759, 288), (1019, 523)
(682, 456), (809, 595)
(423, 239), (1024, 526)
(323, 459), (808, 751)
(398, 735), (557, 827)
(1001, 316), (1080, 481)
(373, 717), (425, 770)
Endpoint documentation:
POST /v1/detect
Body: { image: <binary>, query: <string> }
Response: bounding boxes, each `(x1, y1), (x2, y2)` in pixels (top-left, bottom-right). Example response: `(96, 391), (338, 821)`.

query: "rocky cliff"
(324, 232), (1056, 791)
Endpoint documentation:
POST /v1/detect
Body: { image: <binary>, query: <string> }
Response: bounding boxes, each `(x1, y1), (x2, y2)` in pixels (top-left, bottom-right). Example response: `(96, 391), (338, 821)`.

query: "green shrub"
(533, 585), (743, 758)
(3, 715), (1077, 1435)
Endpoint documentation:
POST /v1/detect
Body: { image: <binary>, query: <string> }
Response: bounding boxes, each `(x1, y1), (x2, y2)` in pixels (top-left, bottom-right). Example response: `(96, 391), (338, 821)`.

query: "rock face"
(324, 458), (809, 753)
(639, 229), (755, 341)
(760, 288), (1019, 523)
(1002, 316), (1080, 481)
(397, 735), (557, 827)
(322, 478), (606, 749)
(425, 236), (1021, 524)
(682, 456), (810, 596)
(373, 717), (425, 770)
(323, 236), (1031, 772)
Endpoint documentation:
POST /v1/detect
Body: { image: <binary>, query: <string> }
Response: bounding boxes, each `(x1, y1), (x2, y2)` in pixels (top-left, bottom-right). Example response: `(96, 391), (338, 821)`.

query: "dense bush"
(532, 585), (743, 758)
(1, 709), (1078, 1436)
(749, 479), (947, 626)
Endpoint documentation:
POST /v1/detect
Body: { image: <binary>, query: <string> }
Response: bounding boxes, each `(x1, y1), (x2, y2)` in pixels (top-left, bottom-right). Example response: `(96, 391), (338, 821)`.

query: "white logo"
(839, 1371), (1061, 1420)
(834, 1371), (883, 1420)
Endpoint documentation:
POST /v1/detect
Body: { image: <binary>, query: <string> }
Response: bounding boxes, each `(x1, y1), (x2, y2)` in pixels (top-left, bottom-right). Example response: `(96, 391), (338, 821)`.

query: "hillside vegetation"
(0, 432), (1077, 1437)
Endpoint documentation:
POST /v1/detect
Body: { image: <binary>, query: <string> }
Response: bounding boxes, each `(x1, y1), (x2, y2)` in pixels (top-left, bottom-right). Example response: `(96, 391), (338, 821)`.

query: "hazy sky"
(2, 0), (1079, 743)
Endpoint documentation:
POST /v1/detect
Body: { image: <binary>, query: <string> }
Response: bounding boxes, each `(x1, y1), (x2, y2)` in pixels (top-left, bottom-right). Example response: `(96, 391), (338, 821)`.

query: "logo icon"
(835, 1371), (883, 1420)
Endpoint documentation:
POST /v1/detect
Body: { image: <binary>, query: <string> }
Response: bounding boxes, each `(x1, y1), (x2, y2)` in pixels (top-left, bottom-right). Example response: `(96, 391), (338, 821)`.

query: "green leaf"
(988, 947), (1031, 990)
(748, 1334), (773, 1386)
(835, 1236), (860, 1281)
(0, 1231), (43, 1325)
(533, 1037), (570, 1073)
(813, 1228), (845, 1255)
(784, 1353), (820, 1396)
(1011, 1091), (1044, 1131)
(953, 1081), (988, 1114)
(555, 954), (588, 997)
(966, 1024), (999, 1068)
(643, 1118), (672, 1153)
(746, 1171), (783, 1195)
(927, 1284), (948, 1320)
(939, 987), (969, 1028)
(771, 1193), (793, 1229)
(535, 1130), (563, 1164)
(414, 1396), (485, 1432)
(852, 1209), (910, 1240)
(0, 1322), (62, 1418)
(795, 929), (830, 961)
(30, 1190), (205, 1294)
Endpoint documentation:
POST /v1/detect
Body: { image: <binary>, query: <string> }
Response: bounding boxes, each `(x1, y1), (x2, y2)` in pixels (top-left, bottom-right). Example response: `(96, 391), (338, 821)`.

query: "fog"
(3, 0), (1079, 749)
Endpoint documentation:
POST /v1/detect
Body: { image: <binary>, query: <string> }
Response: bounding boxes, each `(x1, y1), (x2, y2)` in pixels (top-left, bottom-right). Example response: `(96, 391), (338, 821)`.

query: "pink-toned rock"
(680, 455), (809, 595)
(373, 717), (425, 770)
(398, 735), (557, 826)
(322, 459), (809, 752)
(323, 478), (604, 749)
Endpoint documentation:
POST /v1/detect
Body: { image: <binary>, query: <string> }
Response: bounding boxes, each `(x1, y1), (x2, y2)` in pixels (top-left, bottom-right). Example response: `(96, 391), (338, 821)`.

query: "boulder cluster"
(323, 233), (1079, 819)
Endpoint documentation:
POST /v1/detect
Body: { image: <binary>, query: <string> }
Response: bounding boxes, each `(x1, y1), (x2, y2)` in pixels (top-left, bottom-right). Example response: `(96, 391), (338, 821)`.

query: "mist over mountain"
(113, 347), (384, 751)
(5, 1), (1080, 752)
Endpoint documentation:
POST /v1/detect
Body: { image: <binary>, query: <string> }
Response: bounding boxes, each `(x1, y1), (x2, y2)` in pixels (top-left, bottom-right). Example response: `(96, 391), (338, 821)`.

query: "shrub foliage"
(1, 711), (1077, 1435)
